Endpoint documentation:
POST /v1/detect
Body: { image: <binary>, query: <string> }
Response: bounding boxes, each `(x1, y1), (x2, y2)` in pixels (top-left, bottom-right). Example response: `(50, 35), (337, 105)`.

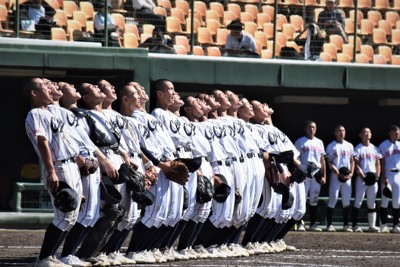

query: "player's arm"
(94, 148), (118, 178)
(375, 158), (381, 178)
(347, 156), (355, 180)
(119, 149), (139, 170)
(37, 136), (58, 193)
(354, 158), (365, 179)
(327, 157), (339, 175)
(380, 157), (388, 185)
(320, 155), (327, 185)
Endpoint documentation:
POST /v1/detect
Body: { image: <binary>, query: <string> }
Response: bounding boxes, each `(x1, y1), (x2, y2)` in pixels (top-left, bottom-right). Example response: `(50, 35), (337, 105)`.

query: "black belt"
(177, 145), (192, 153)
(390, 169), (400, 173)
(258, 152), (264, 158)
(203, 156), (210, 162)
(61, 157), (77, 164)
(217, 160), (231, 167)
(130, 152), (143, 159)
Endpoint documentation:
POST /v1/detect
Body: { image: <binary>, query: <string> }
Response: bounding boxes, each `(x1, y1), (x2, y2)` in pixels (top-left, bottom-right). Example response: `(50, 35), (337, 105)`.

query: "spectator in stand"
(294, 23), (326, 61)
(224, 19), (258, 57)
(94, 2), (120, 46)
(20, 0), (56, 37)
(317, 0), (348, 43)
(129, 0), (166, 34)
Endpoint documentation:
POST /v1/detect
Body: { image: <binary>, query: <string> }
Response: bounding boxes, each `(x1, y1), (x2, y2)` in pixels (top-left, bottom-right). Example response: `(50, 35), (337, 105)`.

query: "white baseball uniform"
(26, 107), (82, 231)
(379, 139), (400, 209)
(295, 136), (326, 207)
(326, 140), (354, 208)
(353, 143), (382, 209)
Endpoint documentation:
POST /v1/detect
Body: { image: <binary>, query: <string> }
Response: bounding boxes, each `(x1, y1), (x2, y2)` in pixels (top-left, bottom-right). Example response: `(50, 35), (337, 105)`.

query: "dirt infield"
(1, 229), (400, 267)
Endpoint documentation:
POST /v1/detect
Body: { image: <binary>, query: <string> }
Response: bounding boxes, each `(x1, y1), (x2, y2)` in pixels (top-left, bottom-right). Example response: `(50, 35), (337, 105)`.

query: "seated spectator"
(20, 0), (56, 37)
(223, 19), (259, 57)
(138, 28), (175, 54)
(94, 2), (120, 46)
(317, 0), (348, 43)
(127, 0), (166, 34)
(294, 23), (326, 60)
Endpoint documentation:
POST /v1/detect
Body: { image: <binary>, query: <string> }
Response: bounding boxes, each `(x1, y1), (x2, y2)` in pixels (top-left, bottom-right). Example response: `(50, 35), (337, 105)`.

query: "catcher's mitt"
(165, 160), (190, 185)
(196, 175), (214, 204)
(364, 172), (378, 186)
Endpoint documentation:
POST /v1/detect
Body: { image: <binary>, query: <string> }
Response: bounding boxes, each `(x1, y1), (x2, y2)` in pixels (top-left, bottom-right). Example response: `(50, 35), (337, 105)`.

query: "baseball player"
(294, 120), (326, 232)
(25, 78), (82, 267)
(178, 95), (215, 258)
(325, 125), (355, 232)
(352, 127), (381, 233)
(379, 125), (400, 233)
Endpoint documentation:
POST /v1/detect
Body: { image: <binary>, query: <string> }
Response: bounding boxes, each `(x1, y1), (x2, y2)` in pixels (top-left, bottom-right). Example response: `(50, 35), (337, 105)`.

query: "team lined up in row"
(25, 77), (400, 267)
(295, 122), (400, 235)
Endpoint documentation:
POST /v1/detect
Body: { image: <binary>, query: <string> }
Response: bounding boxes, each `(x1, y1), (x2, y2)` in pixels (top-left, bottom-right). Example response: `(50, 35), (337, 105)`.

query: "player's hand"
(382, 176), (388, 185)
(213, 175), (223, 188)
(320, 176), (326, 185)
(127, 159), (139, 170)
(104, 160), (118, 179)
(46, 169), (59, 193)
(158, 161), (173, 174)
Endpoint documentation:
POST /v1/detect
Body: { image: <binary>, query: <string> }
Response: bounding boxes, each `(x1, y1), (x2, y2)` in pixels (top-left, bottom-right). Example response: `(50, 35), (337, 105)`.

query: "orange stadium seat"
(359, 19), (373, 36)
(206, 18), (220, 35)
(392, 55), (400, 65)
(224, 11), (237, 27)
(153, 6), (167, 17)
(378, 19), (392, 36)
(373, 28), (388, 44)
(166, 16), (186, 35)
(54, 9), (67, 28)
(276, 14), (288, 31)
(206, 10), (220, 22)
(378, 45), (392, 62)
(51, 27), (67, 41)
(275, 32), (287, 47)
(67, 19), (81, 41)
(282, 23), (295, 40)
(245, 4), (259, 20)
(323, 43), (338, 60)
(174, 44), (188, 55)
(337, 53), (351, 62)
(319, 52), (332, 61)
(344, 18), (355, 35)
(140, 33), (151, 43)
(348, 35), (361, 52)
(290, 15), (304, 32)
(314, 8), (324, 23)
(171, 8), (186, 25)
(86, 21), (94, 33)
(175, 0), (189, 16)
(329, 34), (344, 51)
(210, 2), (224, 21)
(355, 53), (369, 63)
(215, 28), (230, 46)
(125, 24), (140, 40)
(186, 17), (200, 34)
(267, 40), (281, 56)
(207, 46), (221, 56)
(111, 13), (126, 31)
(254, 31), (268, 48)
(257, 13), (271, 29)
(261, 49), (273, 59)
(263, 22), (274, 39)
(244, 21), (258, 36)
(373, 54), (387, 64)
(358, 0), (372, 9)
(339, 0), (354, 8)
(227, 3), (241, 19)
(73, 11), (87, 29)
(349, 10), (363, 25)
(342, 43), (354, 59)
(143, 24), (155, 35)
(262, 5), (274, 20)
(241, 12), (255, 23)
(374, 0), (390, 10)
(385, 11), (399, 28)
(193, 45), (204, 55)
(197, 27), (215, 45)
(361, 44), (374, 61)
(390, 29), (400, 45)
(63, 1), (78, 18)
(157, 0), (172, 9)
(123, 33), (138, 48)
(368, 10), (382, 27)
(194, 1), (207, 18)
(175, 35), (190, 51)
(79, 1), (94, 20)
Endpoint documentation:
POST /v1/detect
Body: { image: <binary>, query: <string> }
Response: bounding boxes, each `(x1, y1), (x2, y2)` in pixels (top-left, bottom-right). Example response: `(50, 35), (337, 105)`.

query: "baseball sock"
(153, 225), (175, 249)
(166, 220), (188, 248)
(61, 222), (87, 257)
(257, 218), (274, 243)
(380, 207), (387, 225)
(126, 222), (157, 253)
(268, 222), (285, 243)
(39, 223), (65, 260)
(188, 222), (204, 248)
(102, 228), (130, 254)
(229, 224), (246, 244)
(194, 219), (220, 247)
(343, 206), (350, 227)
(393, 208), (400, 226)
(309, 205), (318, 226)
(326, 207), (334, 226)
(241, 213), (264, 246)
(177, 220), (196, 250)
(351, 207), (359, 227)
(275, 218), (297, 240)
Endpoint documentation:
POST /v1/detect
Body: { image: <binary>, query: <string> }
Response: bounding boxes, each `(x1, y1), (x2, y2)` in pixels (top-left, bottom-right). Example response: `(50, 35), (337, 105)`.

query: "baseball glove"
(383, 186), (392, 199)
(127, 167), (146, 193)
(80, 158), (99, 176)
(338, 167), (351, 183)
(196, 175), (214, 204)
(165, 160), (190, 185)
(364, 172), (378, 186)
(144, 166), (158, 186)
(264, 158), (289, 194)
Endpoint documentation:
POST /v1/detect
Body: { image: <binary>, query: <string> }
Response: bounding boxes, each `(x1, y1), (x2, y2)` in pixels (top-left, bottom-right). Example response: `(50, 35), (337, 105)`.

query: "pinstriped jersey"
(151, 108), (193, 149)
(209, 117), (241, 159)
(48, 104), (96, 157)
(26, 107), (80, 161)
(200, 120), (230, 162)
(132, 110), (176, 160)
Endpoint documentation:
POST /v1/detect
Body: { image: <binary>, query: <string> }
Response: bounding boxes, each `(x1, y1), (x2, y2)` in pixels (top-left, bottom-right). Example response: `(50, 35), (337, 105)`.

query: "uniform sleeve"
(375, 146), (383, 160)
(26, 110), (48, 139)
(325, 143), (333, 159)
